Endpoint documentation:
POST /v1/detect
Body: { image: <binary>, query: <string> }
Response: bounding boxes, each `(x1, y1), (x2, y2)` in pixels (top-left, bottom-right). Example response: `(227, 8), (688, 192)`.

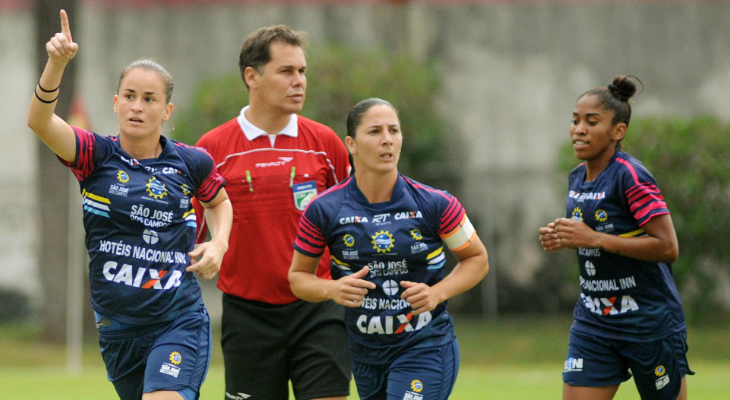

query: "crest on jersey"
(410, 229), (423, 241)
(571, 207), (583, 221)
(372, 230), (395, 253)
(410, 380), (424, 392)
(293, 181), (317, 211)
(343, 234), (355, 248)
(117, 170), (130, 183)
(595, 209), (608, 222)
(146, 177), (168, 200)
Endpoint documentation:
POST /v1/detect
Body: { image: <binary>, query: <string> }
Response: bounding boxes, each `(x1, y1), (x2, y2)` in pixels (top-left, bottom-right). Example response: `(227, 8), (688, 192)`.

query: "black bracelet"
(34, 88), (59, 104)
(38, 82), (60, 93)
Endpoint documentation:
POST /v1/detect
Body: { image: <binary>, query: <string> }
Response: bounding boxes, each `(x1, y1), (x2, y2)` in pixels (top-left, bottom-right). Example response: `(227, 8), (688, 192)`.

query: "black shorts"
(221, 294), (351, 400)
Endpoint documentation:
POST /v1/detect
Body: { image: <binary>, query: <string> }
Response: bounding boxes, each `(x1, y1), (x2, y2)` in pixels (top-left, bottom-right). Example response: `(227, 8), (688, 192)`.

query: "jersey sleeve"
(57, 127), (112, 181)
(293, 199), (328, 258)
(616, 158), (669, 226)
(437, 194), (477, 252)
(182, 144), (225, 203)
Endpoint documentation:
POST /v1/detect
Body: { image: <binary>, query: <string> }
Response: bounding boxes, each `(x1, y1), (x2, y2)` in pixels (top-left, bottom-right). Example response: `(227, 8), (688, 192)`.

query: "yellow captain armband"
(441, 214), (476, 252)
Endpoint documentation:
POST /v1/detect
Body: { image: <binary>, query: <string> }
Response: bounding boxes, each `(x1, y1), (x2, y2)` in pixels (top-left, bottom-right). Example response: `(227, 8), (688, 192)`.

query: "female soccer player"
(27, 10), (232, 400)
(539, 76), (692, 400)
(289, 98), (489, 400)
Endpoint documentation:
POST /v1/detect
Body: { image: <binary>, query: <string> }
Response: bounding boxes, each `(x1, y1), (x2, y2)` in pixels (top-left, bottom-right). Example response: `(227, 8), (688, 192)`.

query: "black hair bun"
(608, 76), (639, 102)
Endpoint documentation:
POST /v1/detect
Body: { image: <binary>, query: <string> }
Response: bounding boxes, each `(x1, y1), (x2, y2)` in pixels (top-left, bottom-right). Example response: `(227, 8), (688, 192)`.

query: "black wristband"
(38, 82), (60, 93)
(34, 88), (59, 104)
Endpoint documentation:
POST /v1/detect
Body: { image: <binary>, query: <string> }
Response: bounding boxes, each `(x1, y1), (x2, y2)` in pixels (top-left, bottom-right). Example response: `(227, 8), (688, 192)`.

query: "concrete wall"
(3, 0), (730, 315)
(0, 7), (39, 298)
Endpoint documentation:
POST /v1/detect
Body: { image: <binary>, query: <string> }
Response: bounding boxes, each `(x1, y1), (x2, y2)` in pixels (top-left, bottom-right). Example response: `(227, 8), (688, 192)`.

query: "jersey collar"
(237, 105), (299, 141)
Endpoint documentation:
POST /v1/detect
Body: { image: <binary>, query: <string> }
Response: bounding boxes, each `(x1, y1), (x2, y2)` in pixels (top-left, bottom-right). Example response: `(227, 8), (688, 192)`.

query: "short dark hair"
(238, 25), (307, 90)
(346, 98), (398, 138)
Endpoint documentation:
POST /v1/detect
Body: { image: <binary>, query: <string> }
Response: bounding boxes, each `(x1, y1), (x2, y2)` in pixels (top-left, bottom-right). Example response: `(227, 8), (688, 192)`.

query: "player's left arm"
(187, 189), (232, 280)
(401, 229), (489, 316)
(552, 214), (678, 263)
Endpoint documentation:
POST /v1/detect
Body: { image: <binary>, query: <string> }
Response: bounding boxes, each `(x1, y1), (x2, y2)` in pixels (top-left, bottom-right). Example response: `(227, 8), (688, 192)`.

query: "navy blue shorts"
(352, 340), (460, 400)
(563, 328), (693, 400)
(95, 307), (212, 400)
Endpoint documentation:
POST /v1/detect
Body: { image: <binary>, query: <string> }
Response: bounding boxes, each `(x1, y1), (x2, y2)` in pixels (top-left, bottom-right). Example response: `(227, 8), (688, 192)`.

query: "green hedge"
(172, 44), (452, 181)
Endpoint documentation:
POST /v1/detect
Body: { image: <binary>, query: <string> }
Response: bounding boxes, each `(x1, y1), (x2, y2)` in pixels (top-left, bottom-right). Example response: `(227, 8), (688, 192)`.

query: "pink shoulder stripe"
(294, 238), (324, 256)
(615, 157), (640, 185)
(629, 192), (666, 214)
(636, 209), (670, 227)
(402, 176), (451, 201)
(299, 215), (326, 244)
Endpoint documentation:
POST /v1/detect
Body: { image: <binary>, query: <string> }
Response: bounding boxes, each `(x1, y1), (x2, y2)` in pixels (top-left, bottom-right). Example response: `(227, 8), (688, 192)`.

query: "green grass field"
(1, 315), (728, 399)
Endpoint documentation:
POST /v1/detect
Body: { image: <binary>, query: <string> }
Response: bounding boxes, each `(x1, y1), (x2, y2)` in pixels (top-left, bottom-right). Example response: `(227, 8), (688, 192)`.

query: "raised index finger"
(60, 9), (73, 42)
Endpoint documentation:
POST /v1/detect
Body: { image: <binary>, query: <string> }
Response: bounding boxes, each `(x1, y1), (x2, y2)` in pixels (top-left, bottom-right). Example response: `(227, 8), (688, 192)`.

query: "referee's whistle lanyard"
(244, 166), (296, 192)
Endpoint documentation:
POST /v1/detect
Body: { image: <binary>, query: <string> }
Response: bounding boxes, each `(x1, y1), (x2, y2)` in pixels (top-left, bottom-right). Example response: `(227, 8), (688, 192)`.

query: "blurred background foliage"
(172, 43), (730, 322)
(559, 116), (730, 323)
(172, 43), (457, 185)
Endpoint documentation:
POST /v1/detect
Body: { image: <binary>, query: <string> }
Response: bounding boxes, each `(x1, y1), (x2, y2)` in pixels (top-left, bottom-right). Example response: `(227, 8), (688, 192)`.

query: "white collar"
(237, 106), (299, 141)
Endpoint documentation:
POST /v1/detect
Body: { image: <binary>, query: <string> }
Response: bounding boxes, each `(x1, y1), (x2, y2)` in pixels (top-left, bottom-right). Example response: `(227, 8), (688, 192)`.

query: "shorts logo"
(654, 364), (670, 389)
(564, 357), (583, 372)
(225, 393), (252, 400)
(117, 170), (130, 183)
(159, 362), (181, 378)
(595, 209), (608, 222)
(343, 234), (355, 248)
(372, 230), (395, 253)
(410, 379), (424, 392)
(169, 351), (182, 365)
(146, 177), (168, 200)
(403, 391), (423, 400)
(572, 207), (583, 221)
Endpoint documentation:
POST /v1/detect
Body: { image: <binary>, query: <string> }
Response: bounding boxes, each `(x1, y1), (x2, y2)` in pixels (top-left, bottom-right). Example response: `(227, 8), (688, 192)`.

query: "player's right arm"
(27, 9), (78, 163)
(289, 251), (375, 308)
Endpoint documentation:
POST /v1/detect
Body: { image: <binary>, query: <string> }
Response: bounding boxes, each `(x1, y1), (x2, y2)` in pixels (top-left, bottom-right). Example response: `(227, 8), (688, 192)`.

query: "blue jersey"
(294, 175), (475, 364)
(61, 127), (225, 325)
(566, 151), (685, 341)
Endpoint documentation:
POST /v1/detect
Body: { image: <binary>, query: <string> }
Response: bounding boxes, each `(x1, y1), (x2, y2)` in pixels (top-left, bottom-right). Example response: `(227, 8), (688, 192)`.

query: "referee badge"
(293, 181), (317, 211)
